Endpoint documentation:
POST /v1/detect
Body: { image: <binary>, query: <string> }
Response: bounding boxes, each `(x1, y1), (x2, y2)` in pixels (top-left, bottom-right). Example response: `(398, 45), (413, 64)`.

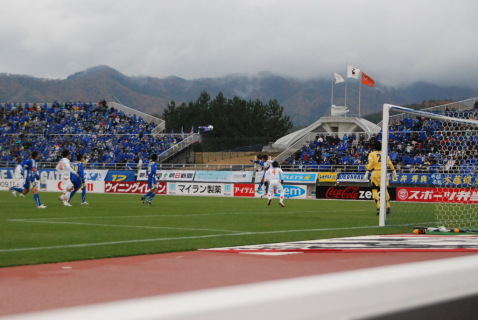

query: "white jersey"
(263, 160), (273, 171)
(265, 166), (284, 182)
(14, 164), (23, 180)
(56, 158), (76, 177)
(265, 166), (285, 201)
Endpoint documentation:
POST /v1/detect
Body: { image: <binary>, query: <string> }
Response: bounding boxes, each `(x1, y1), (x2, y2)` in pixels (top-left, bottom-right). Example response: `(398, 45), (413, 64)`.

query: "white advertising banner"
(254, 171), (318, 184)
(158, 170), (196, 181)
(194, 171), (253, 183)
(168, 182), (233, 197)
(254, 184), (308, 199)
(0, 178), (20, 191)
(137, 170), (196, 182)
(45, 180), (105, 193)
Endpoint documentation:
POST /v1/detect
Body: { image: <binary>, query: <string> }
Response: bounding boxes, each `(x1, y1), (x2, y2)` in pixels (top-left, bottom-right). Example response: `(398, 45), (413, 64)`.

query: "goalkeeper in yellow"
(365, 141), (397, 215)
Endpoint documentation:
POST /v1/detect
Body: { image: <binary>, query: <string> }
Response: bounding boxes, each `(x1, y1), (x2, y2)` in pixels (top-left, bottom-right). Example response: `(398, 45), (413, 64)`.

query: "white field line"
(5, 209), (365, 222)
(8, 219), (243, 233)
(0, 225), (381, 253)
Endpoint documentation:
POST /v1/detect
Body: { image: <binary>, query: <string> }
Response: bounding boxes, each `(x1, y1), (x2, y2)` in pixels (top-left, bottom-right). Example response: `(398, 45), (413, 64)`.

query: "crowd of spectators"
(3, 100), (478, 173)
(0, 101), (182, 167)
(285, 104), (478, 174)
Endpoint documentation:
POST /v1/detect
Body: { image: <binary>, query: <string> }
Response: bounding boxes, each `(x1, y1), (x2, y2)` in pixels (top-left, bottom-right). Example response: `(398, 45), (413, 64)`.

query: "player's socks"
(11, 187), (23, 193)
(34, 194), (41, 206)
(81, 189), (87, 203)
(148, 193), (156, 202)
(69, 190), (77, 201)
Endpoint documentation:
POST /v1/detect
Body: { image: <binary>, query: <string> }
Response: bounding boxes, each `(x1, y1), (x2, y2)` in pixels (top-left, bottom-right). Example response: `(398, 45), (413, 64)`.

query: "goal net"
(379, 100), (478, 229)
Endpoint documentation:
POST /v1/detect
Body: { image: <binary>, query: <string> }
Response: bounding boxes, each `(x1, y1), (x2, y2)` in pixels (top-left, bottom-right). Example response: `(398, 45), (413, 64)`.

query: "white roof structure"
(268, 115), (380, 152)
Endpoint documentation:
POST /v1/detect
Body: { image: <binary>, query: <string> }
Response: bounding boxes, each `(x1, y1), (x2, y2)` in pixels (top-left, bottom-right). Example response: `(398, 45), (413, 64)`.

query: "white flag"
(347, 64), (361, 79)
(334, 72), (344, 84)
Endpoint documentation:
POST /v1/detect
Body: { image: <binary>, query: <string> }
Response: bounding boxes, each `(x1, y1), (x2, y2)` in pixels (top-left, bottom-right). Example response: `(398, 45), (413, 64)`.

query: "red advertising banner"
(396, 187), (478, 203)
(105, 181), (167, 194)
(233, 184), (256, 197)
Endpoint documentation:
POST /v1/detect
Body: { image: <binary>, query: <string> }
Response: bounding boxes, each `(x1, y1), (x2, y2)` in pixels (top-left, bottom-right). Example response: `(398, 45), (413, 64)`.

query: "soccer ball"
(208, 125), (214, 131)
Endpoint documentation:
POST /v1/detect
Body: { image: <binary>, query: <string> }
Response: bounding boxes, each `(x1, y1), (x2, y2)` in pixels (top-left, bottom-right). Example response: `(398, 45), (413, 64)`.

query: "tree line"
(162, 91), (293, 151)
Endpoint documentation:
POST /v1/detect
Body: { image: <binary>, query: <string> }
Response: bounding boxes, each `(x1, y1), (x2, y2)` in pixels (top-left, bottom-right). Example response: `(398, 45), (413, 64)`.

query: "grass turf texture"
(2, 192), (411, 267)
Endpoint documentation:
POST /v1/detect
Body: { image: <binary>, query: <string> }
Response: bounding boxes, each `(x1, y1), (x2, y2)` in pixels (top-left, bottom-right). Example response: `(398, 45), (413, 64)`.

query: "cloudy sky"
(1, 0), (477, 88)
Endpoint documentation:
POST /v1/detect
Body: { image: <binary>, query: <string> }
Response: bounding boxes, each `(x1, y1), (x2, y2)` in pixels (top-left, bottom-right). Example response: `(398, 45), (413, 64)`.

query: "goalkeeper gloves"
(392, 170), (398, 180)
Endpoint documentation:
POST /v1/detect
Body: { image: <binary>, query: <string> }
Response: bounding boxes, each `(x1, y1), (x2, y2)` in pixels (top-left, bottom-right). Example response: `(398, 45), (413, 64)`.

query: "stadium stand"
(283, 103), (478, 173)
(0, 101), (183, 167)
(2, 98), (478, 173)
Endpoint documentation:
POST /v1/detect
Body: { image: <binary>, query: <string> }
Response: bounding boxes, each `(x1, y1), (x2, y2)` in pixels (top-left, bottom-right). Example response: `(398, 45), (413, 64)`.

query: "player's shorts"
(71, 176), (82, 190)
(14, 179), (23, 187)
(23, 179), (38, 190)
(148, 178), (158, 190)
(370, 171), (389, 188)
(60, 176), (73, 191)
(267, 179), (284, 196)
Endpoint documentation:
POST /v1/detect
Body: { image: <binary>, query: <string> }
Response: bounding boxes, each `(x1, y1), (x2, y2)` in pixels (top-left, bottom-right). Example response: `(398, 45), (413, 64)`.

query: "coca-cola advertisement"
(316, 186), (396, 201)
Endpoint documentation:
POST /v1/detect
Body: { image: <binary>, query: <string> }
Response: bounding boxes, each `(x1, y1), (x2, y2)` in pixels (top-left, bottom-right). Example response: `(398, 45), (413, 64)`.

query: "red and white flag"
(361, 72), (376, 87)
(347, 64), (361, 79)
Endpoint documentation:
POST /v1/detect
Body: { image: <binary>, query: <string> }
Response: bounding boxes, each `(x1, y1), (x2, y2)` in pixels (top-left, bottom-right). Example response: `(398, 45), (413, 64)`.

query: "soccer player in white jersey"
(10, 156), (25, 197)
(264, 160), (285, 207)
(56, 149), (80, 206)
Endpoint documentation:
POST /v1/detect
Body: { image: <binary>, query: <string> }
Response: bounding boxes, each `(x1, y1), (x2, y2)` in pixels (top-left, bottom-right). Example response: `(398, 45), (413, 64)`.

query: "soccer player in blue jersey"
(68, 154), (88, 205)
(79, 154), (89, 205)
(141, 154), (158, 205)
(251, 154), (272, 195)
(19, 151), (46, 208)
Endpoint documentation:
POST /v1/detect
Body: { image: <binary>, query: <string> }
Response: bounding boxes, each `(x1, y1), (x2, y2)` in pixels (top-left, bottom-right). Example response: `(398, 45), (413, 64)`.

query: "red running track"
(1, 250), (477, 317)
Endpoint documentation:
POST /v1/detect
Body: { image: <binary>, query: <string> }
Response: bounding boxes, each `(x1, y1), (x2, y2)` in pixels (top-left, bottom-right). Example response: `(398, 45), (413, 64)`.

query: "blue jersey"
(70, 161), (85, 189)
(22, 158), (39, 190)
(22, 159), (39, 182)
(147, 161), (158, 188)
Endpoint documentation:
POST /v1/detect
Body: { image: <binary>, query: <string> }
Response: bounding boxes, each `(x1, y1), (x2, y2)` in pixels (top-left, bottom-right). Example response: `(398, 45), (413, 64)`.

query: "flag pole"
(331, 74), (334, 115)
(344, 64), (348, 108)
(358, 78), (362, 118)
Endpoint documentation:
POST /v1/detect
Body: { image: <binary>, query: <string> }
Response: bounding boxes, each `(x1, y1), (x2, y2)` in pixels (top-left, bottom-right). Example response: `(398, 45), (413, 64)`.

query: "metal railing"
(158, 133), (200, 163)
(0, 161), (471, 174)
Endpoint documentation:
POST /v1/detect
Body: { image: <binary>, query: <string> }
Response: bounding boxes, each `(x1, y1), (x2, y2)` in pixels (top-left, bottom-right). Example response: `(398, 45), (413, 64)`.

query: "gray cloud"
(1, 0), (477, 88)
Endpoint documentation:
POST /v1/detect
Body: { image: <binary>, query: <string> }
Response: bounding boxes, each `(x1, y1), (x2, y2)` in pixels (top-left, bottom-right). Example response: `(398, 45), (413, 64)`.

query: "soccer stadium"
(2, 97), (478, 319)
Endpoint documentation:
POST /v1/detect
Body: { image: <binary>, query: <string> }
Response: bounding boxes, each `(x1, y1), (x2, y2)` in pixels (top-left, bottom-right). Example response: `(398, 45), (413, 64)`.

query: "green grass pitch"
(0, 192), (409, 267)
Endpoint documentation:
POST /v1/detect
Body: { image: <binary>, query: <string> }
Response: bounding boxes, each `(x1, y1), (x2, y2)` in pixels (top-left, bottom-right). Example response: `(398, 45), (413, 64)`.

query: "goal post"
(380, 103), (478, 228)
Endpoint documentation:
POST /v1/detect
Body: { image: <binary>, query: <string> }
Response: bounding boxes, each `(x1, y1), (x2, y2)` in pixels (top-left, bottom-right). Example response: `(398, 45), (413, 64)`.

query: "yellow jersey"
(366, 151), (395, 172)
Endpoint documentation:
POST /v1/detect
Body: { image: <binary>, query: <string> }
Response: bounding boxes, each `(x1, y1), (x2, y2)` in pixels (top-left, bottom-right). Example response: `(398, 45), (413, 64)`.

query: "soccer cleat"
(279, 202), (285, 207)
(11, 190), (16, 197)
(376, 208), (380, 215)
(267, 199), (272, 206)
(19, 194), (25, 198)
(81, 202), (89, 205)
(37, 205), (47, 209)
(146, 201), (152, 206)
(58, 195), (64, 202)
(141, 196), (145, 203)
(63, 201), (72, 207)
(386, 207), (391, 214)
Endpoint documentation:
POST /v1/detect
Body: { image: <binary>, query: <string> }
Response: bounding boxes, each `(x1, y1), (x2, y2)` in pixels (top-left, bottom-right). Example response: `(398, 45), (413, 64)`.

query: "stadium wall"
(1, 167), (477, 203)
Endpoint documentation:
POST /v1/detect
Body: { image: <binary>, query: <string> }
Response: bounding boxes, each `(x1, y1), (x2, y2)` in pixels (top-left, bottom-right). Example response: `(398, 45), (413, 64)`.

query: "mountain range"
(1, 65), (477, 126)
